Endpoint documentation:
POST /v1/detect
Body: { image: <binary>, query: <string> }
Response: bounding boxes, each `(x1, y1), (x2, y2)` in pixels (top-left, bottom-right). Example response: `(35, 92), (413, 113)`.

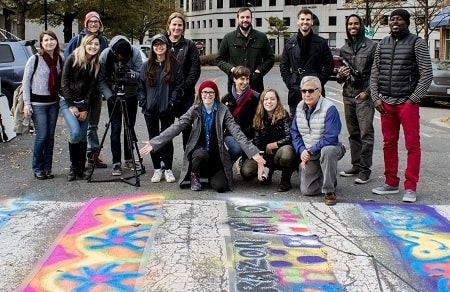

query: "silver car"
(423, 60), (450, 104)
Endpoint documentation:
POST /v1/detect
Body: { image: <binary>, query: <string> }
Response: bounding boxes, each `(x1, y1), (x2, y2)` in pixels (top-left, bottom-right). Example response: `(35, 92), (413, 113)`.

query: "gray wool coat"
(149, 102), (260, 190)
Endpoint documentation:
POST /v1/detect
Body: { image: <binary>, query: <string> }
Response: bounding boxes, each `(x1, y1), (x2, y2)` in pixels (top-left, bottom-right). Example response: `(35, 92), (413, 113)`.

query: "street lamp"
(247, 2), (256, 26)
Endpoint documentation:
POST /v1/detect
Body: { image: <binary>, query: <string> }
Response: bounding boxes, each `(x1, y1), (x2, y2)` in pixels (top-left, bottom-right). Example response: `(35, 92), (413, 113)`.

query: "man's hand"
(355, 91), (368, 100)
(139, 141), (153, 156)
(374, 99), (385, 115)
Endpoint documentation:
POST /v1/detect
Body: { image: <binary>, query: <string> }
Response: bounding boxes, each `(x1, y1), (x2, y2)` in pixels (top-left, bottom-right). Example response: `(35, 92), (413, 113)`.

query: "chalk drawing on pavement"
(21, 193), (163, 292)
(0, 198), (28, 228)
(361, 203), (450, 292)
(228, 200), (343, 291)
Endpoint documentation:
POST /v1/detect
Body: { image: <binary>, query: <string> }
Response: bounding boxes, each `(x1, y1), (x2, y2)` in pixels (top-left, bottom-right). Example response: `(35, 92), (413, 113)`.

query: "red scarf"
(42, 52), (61, 96)
(232, 89), (254, 117)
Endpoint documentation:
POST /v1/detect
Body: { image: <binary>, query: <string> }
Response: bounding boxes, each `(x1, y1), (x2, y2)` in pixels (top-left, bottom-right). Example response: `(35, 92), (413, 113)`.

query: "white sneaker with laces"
(164, 169), (176, 183)
(151, 169), (163, 183)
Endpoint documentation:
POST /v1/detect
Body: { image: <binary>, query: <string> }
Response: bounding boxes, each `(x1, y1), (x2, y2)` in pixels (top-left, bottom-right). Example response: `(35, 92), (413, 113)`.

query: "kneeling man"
(291, 76), (346, 205)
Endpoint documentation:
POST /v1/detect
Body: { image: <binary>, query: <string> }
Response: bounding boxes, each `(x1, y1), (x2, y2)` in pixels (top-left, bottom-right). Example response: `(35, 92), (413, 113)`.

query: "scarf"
(42, 52), (60, 96)
(201, 101), (217, 151)
(297, 30), (313, 60)
(232, 84), (250, 105)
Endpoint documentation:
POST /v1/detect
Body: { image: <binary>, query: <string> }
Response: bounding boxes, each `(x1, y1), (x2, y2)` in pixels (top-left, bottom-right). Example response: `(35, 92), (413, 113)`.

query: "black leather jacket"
(253, 111), (292, 151)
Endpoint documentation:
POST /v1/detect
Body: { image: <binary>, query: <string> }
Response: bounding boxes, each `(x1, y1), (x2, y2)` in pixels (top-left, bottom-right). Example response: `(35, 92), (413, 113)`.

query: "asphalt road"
(1, 66), (450, 291)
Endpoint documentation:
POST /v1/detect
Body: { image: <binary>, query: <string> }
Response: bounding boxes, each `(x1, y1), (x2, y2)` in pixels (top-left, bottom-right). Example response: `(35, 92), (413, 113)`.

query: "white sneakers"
(151, 169), (163, 183)
(151, 169), (176, 183)
(164, 169), (176, 183)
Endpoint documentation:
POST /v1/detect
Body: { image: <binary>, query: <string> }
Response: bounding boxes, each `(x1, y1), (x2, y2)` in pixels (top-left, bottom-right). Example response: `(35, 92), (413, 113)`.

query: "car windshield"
(433, 61), (450, 71)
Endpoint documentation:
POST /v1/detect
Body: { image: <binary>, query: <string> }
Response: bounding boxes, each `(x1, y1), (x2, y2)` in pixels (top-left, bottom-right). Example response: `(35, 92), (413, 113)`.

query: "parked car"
(422, 60), (450, 105)
(329, 47), (342, 80)
(0, 38), (37, 108)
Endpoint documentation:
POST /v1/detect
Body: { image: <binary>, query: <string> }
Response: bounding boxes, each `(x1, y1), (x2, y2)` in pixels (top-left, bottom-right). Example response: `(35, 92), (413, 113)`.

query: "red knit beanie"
(84, 11), (103, 28)
(198, 80), (219, 97)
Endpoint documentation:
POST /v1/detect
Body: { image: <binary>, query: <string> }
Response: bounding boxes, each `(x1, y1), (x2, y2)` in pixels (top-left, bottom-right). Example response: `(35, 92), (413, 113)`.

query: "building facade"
(181, 0), (441, 59)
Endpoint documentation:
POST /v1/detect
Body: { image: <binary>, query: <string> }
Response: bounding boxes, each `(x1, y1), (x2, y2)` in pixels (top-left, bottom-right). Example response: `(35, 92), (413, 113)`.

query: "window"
(328, 32), (336, 47)
(209, 19), (213, 28)
(270, 0), (276, 5)
(218, 19), (223, 27)
(203, 20), (207, 28)
(256, 18), (262, 27)
(197, 21), (201, 28)
(187, 22), (190, 29)
(283, 17), (290, 27)
(435, 40), (440, 60)
(192, 0), (206, 11)
(217, 0), (223, 8)
(0, 45), (14, 63)
(230, 0), (262, 8)
(285, 0), (336, 4)
(329, 16), (336, 26)
(230, 19), (236, 27)
(192, 21), (195, 29)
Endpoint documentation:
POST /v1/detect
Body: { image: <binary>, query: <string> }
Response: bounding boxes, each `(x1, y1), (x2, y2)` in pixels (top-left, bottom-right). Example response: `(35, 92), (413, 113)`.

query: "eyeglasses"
(201, 91), (215, 96)
(153, 43), (166, 47)
(88, 20), (100, 24)
(301, 88), (319, 94)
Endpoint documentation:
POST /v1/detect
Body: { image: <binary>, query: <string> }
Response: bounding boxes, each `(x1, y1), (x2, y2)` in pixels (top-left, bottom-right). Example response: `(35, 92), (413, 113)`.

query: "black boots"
(68, 142), (88, 182)
(277, 168), (293, 192)
(68, 142), (78, 181)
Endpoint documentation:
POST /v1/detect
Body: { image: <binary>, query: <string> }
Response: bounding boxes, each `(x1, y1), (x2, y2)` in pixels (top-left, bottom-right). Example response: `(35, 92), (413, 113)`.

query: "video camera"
(340, 58), (364, 87)
(112, 64), (138, 99)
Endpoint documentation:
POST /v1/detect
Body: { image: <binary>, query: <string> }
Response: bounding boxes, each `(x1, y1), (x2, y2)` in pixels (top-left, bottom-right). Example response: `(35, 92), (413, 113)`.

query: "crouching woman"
(140, 80), (266, 192)
(60, 35), (101, 181)
(241, 88), (297, 192)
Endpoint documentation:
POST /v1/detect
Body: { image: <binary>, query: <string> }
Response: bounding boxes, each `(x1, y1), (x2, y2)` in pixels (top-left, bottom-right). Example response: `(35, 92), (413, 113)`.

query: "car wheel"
(1, 87), (13, 109)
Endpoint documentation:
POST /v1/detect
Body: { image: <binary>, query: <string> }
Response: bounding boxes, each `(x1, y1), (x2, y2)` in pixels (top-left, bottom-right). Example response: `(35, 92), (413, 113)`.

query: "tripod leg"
(120, 99), (141, 187)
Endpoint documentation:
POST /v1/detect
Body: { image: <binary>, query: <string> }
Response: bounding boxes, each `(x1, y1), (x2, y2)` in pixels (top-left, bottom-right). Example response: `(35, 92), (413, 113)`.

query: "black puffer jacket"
(280, 31), (333, 107)
(253, 111), (292, 151)
(61, 54), (98, 111)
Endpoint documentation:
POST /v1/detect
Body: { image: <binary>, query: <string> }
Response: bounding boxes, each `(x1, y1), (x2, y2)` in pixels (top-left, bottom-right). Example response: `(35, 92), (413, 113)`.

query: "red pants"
(380, 102), (420, 191)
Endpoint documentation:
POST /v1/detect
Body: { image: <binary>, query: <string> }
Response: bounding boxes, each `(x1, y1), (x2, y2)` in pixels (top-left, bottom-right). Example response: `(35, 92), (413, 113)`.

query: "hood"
(346, 14), (366, 47)
(109, 35), (131, 48)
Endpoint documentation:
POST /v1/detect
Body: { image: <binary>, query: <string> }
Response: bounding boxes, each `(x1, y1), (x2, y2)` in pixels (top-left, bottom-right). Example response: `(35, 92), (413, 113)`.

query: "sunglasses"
(301, 88), (319, 94)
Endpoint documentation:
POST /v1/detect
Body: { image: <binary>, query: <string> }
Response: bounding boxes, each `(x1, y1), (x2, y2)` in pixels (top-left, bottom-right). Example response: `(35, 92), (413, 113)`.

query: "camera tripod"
(87, 90), (145, 186)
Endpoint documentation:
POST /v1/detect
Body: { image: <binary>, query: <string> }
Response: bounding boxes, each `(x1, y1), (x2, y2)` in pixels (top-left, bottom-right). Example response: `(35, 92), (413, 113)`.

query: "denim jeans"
(224, 135), (243, 164)
(31, 102), (59, 174)
(107, 97), (138, 165)
(60, 98), (89, 143)
(87, 94), (102, 153)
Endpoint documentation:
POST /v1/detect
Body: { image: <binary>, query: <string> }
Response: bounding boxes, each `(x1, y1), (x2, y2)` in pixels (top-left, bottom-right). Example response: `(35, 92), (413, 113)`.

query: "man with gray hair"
(290, 76), (346, 206)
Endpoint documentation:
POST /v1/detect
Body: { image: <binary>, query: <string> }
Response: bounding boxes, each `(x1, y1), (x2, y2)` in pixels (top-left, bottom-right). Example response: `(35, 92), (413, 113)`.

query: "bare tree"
(410, 0), (443, 46)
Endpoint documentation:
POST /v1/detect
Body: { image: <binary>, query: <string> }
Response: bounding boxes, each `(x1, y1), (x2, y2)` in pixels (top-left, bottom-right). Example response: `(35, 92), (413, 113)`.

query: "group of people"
(22, 7), (432, 205)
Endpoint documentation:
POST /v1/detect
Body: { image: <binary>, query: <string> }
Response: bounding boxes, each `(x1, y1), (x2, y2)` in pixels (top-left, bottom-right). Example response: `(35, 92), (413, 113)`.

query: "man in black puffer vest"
(370, 9), (432, 203)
